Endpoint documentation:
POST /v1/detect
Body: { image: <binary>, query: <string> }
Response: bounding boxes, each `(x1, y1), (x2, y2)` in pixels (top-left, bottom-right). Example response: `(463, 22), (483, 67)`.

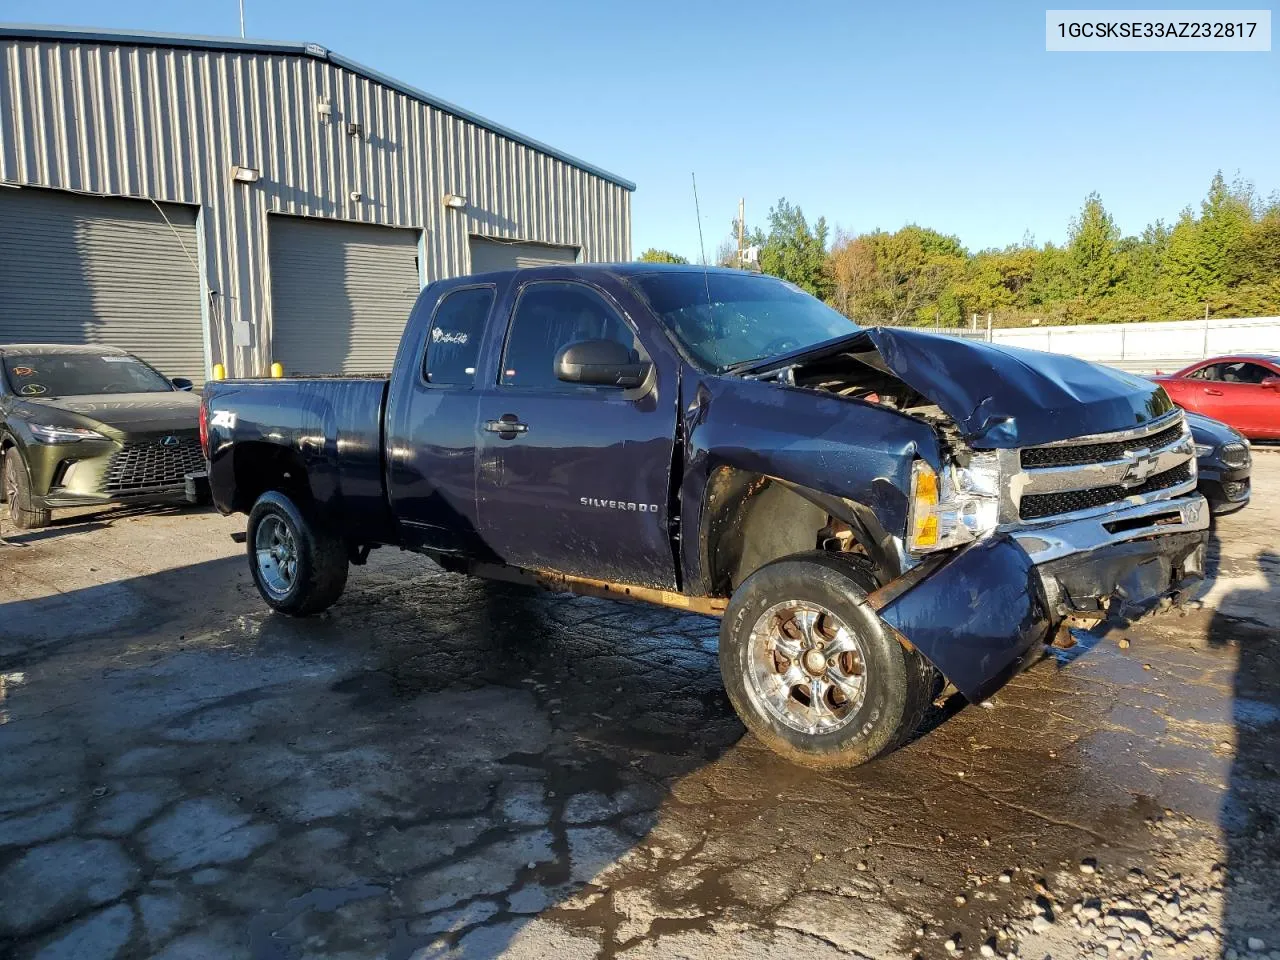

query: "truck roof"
(461, 262), (764, 284)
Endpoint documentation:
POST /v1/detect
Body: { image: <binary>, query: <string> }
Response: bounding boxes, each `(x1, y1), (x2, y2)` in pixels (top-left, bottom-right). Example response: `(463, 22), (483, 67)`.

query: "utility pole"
(737, 197), (745, 267)
(239, 0), (246, 38)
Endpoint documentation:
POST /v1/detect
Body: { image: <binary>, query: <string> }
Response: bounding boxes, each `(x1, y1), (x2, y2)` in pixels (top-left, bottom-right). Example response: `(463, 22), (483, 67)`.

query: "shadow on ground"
(1211, 548), (1280, 957)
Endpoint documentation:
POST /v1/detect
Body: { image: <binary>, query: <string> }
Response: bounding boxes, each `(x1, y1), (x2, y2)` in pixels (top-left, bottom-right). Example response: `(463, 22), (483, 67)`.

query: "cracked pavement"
(1, 456), (1278, 959)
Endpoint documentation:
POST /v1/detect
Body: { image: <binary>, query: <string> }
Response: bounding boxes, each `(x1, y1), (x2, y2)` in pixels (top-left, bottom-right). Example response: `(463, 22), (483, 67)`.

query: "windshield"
(631, 271), (858, 371)
(2, 353), (174, 398)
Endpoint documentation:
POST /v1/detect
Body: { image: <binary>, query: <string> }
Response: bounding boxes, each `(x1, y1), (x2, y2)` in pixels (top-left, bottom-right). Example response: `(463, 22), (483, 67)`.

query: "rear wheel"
(4, 447), (51, 530)
(719, 550), (934, 768)
(246, 491), (348, 616)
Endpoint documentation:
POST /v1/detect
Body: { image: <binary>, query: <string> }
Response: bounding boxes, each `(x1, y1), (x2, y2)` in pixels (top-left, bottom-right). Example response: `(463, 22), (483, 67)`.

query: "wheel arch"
(228, 441), (314, 515)
(699, 464), (904, 598)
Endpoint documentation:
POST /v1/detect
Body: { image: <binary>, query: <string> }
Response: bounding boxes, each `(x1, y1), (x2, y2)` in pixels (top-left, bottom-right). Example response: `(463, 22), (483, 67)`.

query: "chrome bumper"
(1009, 492), (1209, 567)
(1010, 493), (1210, 618)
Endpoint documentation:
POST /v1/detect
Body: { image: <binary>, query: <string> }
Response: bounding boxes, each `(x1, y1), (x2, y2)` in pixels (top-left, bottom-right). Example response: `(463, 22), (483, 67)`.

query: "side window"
(1229, 362), (1271, 384)
(1190, 364), (1223, 381)
(423, 287), (493, 385)
(500, 281), (640, 389)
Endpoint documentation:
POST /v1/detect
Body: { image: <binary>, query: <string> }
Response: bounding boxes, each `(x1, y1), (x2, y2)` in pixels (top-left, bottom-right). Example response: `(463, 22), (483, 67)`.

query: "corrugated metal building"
(0, 25), (634, 382)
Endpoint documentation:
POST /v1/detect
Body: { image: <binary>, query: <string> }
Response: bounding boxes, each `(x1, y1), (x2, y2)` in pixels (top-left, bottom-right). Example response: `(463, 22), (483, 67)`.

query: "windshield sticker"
(432, 328), (469, 345)
(19, 383), (47, 396)
(101, 356), (139, 363)
(11, 366), (35, 377)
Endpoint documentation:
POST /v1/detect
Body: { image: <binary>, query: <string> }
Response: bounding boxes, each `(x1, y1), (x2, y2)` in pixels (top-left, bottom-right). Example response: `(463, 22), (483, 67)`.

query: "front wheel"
(4, 447), (52, 530)
(719, 551), (935, 769)
(246, 491), (348, 616)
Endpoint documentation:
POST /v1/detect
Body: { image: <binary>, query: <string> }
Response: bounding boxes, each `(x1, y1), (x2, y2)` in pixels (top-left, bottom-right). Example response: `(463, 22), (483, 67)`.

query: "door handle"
(483, 415), (528, 436)
(1203, 388), (1224, 396)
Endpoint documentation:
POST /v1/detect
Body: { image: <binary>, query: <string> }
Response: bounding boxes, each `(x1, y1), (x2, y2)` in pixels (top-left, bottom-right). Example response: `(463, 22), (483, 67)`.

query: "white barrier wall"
(988, 317), (1280, 373)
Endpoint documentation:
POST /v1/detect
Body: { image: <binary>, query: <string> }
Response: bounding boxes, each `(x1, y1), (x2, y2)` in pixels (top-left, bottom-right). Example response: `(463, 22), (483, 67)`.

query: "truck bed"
(204, 376), (397, 544)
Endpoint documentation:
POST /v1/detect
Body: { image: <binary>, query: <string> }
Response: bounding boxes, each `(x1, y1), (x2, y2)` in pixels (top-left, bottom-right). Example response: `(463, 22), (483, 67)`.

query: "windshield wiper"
(720, 355), (773, 375)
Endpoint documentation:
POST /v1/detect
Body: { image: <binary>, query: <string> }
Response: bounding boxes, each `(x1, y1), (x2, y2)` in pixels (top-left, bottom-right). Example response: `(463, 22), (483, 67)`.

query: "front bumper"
(867, 493), (1209, 704)
(1196, 465), (1251, 515)
(1010, 492), (1210, 617)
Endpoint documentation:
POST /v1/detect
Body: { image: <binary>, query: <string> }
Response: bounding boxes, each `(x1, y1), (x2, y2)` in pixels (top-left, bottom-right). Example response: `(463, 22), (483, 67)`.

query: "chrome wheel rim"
(745, 600), (868, 735)
(4, 461), (17, 512)
(255, 515), (297, 599)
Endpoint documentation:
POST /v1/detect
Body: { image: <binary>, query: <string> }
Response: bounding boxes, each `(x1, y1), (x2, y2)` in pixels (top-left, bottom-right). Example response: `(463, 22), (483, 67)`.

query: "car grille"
(1221, 442), (1250, 469)
(100, 437), (204, 495)
(1020, 422), (1184, 468)
(1019, 461), (1193, 521)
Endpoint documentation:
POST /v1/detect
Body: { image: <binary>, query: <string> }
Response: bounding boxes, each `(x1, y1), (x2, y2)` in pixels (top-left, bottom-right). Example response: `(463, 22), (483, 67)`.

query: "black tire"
(719, 550), (935, 769)
(246, 491), (348, 616)
(4, 447), (52, 530)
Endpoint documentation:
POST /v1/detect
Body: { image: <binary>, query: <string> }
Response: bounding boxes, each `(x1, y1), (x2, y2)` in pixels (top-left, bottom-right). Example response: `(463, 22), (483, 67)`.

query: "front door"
(474, 279), (679, 588)
(1187, 360), (1280, 438)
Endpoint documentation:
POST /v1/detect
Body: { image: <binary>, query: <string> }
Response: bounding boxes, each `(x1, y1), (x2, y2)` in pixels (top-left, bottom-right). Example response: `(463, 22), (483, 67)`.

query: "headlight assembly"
(28, 423), (108, 444)
(907, 454), (1002, 555)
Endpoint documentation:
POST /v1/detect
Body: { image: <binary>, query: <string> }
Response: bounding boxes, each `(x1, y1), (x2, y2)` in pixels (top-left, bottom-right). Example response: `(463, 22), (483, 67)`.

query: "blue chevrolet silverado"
(203, 264), (1210, 768)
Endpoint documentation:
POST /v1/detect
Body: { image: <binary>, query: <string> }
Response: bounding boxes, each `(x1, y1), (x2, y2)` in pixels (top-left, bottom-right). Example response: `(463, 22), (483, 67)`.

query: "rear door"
(473, 278), (679, 588)
(384, 283), (496, 554)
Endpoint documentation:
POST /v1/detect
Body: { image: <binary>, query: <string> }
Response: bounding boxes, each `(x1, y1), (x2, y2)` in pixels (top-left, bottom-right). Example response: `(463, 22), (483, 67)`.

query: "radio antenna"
(691, 172), (713, 314)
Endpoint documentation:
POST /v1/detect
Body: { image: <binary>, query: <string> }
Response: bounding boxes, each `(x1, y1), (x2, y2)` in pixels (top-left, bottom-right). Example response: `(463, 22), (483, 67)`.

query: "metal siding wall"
(0, 37), (632, 378)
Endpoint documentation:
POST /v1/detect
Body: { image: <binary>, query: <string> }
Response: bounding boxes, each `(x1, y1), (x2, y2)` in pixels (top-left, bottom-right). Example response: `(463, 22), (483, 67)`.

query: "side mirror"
(1263, 377), (1280, 390)
(554, 339), (651, 389)
(171, 377), (194, 392)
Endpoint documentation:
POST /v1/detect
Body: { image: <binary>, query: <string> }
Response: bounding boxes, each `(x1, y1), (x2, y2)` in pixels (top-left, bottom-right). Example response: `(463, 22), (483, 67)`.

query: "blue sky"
(7, 1), (1276, 260)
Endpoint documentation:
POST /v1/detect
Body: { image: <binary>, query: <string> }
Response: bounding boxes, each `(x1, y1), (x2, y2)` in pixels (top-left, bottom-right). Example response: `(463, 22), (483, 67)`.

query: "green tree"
(1164, 173), (1258, 303)
(829, 226), (966, 324)
(757, 198), (831, 299)
(637, 248), (688, 264)
(1068, 193), (1123, 300)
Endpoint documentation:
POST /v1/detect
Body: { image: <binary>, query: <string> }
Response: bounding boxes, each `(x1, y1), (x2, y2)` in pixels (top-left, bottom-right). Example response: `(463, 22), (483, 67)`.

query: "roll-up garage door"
(0, 187), (205, 383)
(269, 216), (421, 376)
(469, 236), (580, 274)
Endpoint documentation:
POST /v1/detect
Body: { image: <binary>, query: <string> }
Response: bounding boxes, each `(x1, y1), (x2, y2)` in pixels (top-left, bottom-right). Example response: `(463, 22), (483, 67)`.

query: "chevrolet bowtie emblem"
(1121, 452), (1159, 487)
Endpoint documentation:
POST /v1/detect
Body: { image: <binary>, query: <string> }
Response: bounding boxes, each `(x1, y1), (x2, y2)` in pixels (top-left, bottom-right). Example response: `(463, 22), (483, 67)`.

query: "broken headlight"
(907, 454), (1002, 555)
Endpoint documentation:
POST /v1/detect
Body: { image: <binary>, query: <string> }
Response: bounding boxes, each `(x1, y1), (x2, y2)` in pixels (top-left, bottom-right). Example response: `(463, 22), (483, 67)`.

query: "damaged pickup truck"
(203, 264), (1208, 768)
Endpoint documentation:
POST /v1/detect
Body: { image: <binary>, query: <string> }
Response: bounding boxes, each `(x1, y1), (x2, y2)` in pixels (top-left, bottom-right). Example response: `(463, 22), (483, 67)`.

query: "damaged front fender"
(870, 535), (1051, 703)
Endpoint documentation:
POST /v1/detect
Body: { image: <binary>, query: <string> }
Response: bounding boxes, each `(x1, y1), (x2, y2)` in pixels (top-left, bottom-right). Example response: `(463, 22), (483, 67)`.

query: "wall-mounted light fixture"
(231, 165), (260, 184)
(346, 121), (363, 138)
(349, 191), (363, 203)
(443, 193), (467, 210)
(317, 97), (332, 119)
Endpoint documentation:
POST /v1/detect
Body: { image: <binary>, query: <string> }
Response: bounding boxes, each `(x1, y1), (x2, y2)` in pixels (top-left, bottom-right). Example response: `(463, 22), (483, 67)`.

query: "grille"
(1221, 442), (1251, 469)
(1020, 422), (1184, 469)
(1019, 461), (1193, 521)
(101, 437), (204, 494)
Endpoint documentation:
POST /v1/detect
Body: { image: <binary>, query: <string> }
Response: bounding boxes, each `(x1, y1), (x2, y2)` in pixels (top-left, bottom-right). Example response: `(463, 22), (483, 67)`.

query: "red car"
(1152, 354), (1280, 440)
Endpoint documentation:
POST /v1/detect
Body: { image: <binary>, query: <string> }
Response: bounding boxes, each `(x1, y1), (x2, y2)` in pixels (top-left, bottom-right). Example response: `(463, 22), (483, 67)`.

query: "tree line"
(638, 172), (1280, 327)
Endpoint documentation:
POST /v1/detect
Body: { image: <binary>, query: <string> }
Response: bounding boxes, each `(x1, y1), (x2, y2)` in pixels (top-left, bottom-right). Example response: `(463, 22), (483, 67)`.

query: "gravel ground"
(1, 455), (1277, 959)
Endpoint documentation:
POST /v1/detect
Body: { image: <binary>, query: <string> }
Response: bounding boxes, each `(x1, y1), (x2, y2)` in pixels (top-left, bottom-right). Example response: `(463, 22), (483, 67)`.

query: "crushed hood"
(749, 327), (1175, 448)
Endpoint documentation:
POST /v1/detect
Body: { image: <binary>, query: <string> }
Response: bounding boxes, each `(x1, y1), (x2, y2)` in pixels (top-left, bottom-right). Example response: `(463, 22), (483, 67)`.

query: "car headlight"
(1194, 443), (1214, 458)
(1221, 441), (1250, 469)
(907, 454), (1002, 555)
(28, 423), (108, 444)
